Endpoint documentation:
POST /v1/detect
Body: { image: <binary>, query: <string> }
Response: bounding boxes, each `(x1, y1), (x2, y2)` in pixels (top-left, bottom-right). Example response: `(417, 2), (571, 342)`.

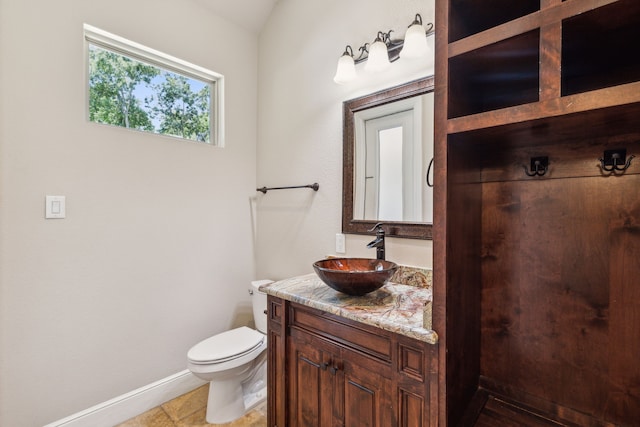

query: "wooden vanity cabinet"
(267, 295), (438, 427)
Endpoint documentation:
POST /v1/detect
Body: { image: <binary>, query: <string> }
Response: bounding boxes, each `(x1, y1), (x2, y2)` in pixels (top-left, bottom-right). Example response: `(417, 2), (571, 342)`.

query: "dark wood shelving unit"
(434, 0), (640, 426)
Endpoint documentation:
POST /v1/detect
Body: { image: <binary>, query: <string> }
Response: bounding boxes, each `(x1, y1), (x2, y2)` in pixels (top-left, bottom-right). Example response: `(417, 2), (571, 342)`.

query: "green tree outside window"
(88, 44), (212, 143)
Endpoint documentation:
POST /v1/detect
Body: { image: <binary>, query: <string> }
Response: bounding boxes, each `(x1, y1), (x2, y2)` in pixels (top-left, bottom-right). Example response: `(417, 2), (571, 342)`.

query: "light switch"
(46, 196), (66, 219)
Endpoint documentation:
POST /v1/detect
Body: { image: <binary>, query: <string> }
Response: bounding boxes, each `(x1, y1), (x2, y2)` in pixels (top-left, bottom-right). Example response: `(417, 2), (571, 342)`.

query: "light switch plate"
(45, 195), (66, 219)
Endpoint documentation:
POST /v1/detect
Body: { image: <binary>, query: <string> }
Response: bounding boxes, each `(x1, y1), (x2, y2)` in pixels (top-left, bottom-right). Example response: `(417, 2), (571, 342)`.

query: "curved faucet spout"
(367, 223), (386, 260)
(367, 237), (384, 249)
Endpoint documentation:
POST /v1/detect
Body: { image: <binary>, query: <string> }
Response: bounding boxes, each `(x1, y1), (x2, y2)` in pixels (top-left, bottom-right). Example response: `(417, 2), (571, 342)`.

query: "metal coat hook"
(524, 156), (549, 177)
(599, 149), (634, 173)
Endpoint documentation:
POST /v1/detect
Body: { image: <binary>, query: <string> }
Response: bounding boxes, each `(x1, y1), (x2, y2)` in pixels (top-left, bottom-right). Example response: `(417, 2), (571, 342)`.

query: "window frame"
(83, 23), (225, 146)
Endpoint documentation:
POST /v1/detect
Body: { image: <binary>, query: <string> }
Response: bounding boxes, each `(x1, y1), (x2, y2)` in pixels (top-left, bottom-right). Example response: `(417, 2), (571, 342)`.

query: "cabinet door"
(341, 349), (394, 427)
(288, 330), (341, 427)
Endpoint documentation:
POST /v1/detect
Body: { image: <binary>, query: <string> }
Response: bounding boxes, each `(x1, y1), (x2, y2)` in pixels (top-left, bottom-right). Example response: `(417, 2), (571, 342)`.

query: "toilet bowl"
(187, 279), (272, 424)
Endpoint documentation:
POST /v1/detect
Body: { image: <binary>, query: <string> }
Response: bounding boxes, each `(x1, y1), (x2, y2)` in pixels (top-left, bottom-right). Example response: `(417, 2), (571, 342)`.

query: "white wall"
(256, 0), (435, 280)
(0, 1), (258, 425)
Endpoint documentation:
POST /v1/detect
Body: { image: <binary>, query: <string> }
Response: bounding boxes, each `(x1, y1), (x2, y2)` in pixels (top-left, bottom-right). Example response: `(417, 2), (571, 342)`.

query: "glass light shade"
(400, 23), (428, 59)
(365, 40), (391, 73)
(333, 54), (357, 84)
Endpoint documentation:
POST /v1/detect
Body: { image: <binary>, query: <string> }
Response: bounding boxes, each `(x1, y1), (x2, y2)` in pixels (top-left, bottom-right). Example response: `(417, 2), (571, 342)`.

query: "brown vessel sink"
(313, 258), (398, 296)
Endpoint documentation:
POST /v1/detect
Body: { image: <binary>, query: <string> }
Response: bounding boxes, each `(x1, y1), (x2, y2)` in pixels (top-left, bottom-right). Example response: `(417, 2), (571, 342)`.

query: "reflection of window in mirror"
(362, 110), (414, 221)
(378, 125), (405, 220)
(353, 93), (434, 223)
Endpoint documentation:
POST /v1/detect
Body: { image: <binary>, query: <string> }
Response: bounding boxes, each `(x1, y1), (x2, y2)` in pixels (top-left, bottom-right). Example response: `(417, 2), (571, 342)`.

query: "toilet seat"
(188, 326), (265, 365)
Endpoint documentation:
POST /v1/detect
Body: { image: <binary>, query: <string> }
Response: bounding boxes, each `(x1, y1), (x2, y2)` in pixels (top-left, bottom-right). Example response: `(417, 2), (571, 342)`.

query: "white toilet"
(187, 279), (272, 424)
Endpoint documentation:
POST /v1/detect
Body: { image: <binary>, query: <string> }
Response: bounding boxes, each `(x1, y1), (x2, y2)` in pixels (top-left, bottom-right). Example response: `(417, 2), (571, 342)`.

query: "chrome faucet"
(366, 223), (386, 260)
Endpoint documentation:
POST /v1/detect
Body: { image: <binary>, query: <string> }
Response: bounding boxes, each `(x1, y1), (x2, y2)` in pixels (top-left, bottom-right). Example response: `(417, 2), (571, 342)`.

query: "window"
(362, 110), (415, 222)
(84, 24), (224, 145)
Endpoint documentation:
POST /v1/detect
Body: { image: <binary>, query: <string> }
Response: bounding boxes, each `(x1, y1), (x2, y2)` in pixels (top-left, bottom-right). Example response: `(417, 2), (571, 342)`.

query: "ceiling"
(195, 0), (279, 34)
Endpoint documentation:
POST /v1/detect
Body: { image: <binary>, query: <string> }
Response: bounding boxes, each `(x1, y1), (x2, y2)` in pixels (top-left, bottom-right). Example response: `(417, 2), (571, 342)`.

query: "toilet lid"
(188, 326), (265, 364)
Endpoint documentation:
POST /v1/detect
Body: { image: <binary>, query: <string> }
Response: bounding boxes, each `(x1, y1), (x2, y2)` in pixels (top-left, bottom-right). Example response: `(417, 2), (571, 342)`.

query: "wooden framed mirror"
(342, 76), (434, 239)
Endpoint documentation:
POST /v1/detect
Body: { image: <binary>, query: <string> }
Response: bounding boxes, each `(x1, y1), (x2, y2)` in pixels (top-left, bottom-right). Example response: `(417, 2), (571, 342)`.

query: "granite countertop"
(260, 273), (438, 344)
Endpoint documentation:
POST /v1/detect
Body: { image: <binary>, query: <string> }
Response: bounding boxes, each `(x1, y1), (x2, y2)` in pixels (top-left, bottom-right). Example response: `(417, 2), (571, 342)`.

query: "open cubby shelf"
(444, 137), (640, 426)
(448, 0), (539, 43)
(448, 30), (540, 119)
(562, 0), (640, 96)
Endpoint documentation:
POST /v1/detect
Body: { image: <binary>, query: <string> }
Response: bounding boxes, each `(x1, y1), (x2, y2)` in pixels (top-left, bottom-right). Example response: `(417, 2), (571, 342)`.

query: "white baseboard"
(43, 370), (206, 427)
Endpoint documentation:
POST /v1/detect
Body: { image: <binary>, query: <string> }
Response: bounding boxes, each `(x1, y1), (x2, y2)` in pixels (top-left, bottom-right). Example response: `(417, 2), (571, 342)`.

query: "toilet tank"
(250, 280), (272, 334)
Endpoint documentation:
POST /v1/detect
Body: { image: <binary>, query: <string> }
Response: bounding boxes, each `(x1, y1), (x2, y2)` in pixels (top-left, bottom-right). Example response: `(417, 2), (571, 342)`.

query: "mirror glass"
(342, 77), (434, 239)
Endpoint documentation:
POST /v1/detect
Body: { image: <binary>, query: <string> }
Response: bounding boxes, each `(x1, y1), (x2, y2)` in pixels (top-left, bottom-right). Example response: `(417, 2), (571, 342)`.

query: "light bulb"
(401, 21), (428, 59)
(333, 52), (357, 84)
(365, 39), (391, 73)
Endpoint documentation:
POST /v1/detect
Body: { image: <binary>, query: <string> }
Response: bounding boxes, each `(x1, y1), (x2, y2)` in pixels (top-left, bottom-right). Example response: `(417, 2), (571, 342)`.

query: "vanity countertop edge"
(260, 273), (438, 345)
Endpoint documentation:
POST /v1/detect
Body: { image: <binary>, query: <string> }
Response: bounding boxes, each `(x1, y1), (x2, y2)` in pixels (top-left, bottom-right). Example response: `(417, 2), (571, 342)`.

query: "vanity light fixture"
(333, 13), (434, 84)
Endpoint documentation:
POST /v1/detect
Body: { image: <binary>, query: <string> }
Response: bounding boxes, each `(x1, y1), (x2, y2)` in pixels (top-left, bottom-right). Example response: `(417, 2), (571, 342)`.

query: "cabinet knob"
(330, 366), (339, 375)
(320, 362), (329, 371)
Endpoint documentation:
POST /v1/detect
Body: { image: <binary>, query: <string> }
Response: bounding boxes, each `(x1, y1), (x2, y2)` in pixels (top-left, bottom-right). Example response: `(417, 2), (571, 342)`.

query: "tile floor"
(115, 384), (267, 427)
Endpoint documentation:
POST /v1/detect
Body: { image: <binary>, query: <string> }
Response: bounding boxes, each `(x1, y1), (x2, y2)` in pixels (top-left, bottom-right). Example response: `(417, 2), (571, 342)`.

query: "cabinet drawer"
(289, 303), (392, 362)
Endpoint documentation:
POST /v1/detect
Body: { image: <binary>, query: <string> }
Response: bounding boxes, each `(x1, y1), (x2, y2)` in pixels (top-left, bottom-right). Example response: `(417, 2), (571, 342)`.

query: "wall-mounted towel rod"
(257, 183), (319, 194)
